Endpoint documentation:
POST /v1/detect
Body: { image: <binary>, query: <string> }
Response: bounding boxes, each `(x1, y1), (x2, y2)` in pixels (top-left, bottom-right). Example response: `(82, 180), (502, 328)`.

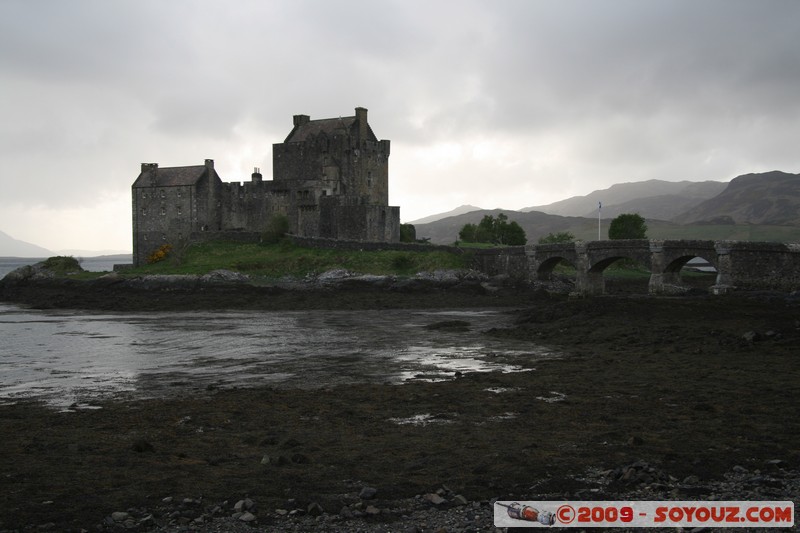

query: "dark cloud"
(0, 0), (798, 249)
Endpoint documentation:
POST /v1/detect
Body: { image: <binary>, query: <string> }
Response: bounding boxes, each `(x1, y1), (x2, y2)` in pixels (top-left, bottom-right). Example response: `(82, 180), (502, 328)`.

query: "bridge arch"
(527, 243), (579, 280)
(649, 240), (722, 294)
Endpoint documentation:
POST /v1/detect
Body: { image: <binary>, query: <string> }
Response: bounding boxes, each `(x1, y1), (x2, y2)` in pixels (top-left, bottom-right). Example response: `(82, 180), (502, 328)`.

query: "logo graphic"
(496, 502), (556, 526)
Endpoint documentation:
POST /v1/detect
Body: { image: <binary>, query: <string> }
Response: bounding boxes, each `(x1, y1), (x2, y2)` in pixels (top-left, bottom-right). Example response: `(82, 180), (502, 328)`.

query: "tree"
(608, 213), (648, 240)
(497, 219), (527, 245)
(538, 231), (575, 244)
(458, 213), (527, 245)
(399, 223), (416, 243)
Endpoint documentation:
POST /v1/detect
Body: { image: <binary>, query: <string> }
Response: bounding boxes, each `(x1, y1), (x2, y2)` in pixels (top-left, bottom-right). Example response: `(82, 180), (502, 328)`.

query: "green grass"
(125, 240), (468, 278)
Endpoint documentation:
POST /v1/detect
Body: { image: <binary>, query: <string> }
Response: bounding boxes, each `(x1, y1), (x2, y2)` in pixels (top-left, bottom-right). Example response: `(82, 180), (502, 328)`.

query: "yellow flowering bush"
(147, 244), (173, 264)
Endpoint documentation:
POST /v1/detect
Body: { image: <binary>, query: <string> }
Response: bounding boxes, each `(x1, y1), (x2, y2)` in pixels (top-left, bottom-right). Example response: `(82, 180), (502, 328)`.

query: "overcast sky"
(1, 0), (798, 252)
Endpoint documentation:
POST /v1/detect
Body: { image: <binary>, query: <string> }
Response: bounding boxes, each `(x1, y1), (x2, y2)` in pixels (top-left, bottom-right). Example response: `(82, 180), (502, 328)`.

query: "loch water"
(0, 304), (553, 408)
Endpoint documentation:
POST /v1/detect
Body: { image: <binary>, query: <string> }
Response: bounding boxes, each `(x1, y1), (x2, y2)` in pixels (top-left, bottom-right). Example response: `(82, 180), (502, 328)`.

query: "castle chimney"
(355, 107), (368, 139)
(293, 114), (310, 127)
(142, 163), (158, 186)
(251, 167), (262, 182)
(205, 159), (214, 170)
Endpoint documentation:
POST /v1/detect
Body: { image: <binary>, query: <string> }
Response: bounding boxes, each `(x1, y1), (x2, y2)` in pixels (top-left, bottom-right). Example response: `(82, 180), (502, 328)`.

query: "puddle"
(1, 305), (557, 407)
(388, 413), (457, 426)
(536, 391), (567, 403)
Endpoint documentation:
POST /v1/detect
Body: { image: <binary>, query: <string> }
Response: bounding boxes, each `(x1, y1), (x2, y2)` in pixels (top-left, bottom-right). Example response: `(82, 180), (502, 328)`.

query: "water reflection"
(0, 304), (555, 407)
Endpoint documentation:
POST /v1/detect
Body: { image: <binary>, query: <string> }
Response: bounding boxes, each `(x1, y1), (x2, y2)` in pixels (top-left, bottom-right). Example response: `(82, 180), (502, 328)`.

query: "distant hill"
(523, 179), (726, 220)
(0, 230), (52, 257)
(406, 205), (485, 225)
(673, 171), (800, 225)
(414, 171), (800, 245)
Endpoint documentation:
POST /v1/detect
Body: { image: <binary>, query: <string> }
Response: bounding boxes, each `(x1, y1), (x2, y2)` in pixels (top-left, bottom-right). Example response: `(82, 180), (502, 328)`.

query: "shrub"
(391, 253), (415, 272)
(262, 214), (290, 244)
(42, 256), (83, 273)
(399, 223), (416, 243)
(538, 231), (575, 244)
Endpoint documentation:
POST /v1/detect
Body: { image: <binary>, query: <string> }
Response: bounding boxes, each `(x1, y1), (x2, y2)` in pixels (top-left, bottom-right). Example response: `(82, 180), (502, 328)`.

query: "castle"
(132, 107), (400, 266)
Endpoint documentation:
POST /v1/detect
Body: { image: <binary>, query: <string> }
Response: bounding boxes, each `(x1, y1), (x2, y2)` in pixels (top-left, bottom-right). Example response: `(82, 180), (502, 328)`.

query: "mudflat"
(1, 287), (798, 531)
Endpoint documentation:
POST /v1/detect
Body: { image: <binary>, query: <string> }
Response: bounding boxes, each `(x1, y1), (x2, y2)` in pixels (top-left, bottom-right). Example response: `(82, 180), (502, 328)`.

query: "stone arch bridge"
(473, 240), (800, 295)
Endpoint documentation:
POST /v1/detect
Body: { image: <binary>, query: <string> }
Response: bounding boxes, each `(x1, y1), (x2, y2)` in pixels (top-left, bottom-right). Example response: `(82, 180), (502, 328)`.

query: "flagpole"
(598, 201), (602, 241)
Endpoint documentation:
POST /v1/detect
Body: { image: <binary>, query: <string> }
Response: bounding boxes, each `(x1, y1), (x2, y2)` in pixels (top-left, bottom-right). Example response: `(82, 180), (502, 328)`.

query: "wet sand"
(1, 284), (799, 531)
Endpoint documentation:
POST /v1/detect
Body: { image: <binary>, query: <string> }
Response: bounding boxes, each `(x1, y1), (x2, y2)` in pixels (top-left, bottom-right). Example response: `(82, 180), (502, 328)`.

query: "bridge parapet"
(475, 239), (800, 296)
(720, 241), (800, 292)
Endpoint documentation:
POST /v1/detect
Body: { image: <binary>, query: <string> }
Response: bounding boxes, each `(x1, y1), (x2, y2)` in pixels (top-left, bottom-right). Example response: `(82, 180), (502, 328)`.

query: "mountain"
(523, 179), (726, 220)
(415, 171), (800, 244)
(0, 230), (52, 257)
(406, 205), (485, 225)
(673, 171), (800, 225)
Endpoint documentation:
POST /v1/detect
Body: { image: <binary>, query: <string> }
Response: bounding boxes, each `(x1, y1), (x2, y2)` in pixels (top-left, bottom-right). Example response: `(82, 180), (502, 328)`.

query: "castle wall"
(132, 109), (400, 266)
(132, 184), (196, 266)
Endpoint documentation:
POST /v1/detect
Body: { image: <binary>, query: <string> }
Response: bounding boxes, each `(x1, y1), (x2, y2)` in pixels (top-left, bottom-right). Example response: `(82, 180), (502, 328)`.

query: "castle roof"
(132, 165), (209, 188)
(284, 115), (377, 143)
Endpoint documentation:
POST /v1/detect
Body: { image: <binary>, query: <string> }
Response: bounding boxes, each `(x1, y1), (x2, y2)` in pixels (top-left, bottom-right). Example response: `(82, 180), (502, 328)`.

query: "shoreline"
(0, 273), (543, 312)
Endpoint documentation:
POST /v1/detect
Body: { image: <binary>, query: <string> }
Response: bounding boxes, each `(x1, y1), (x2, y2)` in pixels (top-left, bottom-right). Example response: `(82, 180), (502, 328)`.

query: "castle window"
(177, 206), (182, 215)
(160, 208), (166, 216)
(177, 190), (182, 198)
(141, 208), (147, 216)
(160, 190), (165, 199)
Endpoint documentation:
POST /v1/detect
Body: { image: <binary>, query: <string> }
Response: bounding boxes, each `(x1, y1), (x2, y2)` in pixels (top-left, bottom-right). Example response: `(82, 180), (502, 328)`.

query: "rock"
(234, 498), (255, 512)
(453, 494), (468, 506)
(365, 505), (381, 516)
(742, 331), (761, 343)
(307, 502), (324, 516)
(111, 511), (129, 522)
(424, 493), (446, 505)
(339, 505), (353, 518)
(291, 452), (310, 464)
(239, 511), (256, 522)
(316, 269), (354, 282)
(359, 486), (378, 500)
(200, 269), (250, 284)
(262, 454), (288, 465)
(732, 465), (748, 473)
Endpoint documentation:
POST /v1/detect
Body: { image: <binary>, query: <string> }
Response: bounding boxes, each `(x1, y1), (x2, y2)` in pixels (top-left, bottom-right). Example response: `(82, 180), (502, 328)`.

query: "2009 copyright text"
(493, 500), (794, 528)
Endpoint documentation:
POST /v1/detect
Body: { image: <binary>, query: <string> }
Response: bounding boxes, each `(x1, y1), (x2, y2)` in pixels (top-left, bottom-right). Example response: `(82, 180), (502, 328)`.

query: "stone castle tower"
(132, 107), (400, 266)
